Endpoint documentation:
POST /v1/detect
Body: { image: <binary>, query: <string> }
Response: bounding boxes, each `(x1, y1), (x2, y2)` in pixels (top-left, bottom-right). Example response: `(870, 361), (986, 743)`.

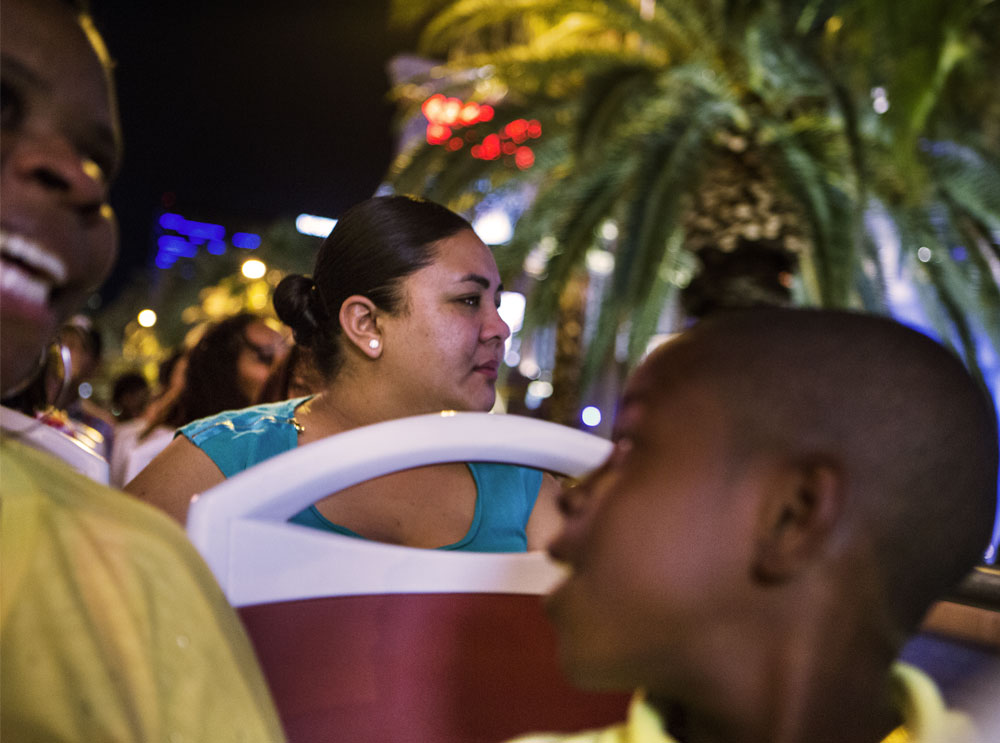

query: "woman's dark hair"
(145, 313), (263, 434)
(273, 195), (471, 379)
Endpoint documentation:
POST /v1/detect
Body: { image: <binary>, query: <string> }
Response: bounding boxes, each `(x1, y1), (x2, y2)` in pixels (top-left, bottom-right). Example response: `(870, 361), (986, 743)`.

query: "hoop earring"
(50, 342), (75, 409)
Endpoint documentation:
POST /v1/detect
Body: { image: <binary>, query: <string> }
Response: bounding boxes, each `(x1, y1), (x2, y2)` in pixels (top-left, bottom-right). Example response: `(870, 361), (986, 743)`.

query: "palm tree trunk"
(680, 133), (808, 318)
(546, 270), (589, 426)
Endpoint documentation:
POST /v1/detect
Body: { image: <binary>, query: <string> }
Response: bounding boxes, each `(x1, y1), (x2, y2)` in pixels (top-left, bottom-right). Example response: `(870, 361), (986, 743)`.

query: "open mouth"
(0, 231), (68, 306)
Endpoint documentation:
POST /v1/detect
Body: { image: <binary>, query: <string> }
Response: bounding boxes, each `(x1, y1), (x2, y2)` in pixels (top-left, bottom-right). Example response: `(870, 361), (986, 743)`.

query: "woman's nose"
(485, 304), (511, 342)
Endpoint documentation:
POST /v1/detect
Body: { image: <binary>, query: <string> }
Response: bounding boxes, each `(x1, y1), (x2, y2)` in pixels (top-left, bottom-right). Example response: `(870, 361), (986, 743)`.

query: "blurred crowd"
(1, 310), (317, 488)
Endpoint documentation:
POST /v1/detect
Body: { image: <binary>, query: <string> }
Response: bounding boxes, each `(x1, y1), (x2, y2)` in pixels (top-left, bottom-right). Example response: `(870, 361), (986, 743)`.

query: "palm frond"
(769, 131), (855, 306)
(388, 0), (1000, 398)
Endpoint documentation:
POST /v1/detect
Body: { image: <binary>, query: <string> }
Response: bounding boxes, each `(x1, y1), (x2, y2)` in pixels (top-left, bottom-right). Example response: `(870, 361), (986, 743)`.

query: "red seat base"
(240, 593), (630, 743)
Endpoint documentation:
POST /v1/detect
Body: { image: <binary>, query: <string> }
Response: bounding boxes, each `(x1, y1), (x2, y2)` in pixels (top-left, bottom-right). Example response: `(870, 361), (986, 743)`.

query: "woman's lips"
(474, 359), (500, 380)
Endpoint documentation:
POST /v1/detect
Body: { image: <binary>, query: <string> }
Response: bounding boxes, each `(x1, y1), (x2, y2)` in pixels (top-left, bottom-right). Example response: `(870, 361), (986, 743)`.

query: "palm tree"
(387, 0), (1000, 420)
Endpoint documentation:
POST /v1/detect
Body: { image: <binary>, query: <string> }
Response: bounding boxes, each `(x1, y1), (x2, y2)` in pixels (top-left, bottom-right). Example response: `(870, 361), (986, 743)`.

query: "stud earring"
(369, 338), (380, 350)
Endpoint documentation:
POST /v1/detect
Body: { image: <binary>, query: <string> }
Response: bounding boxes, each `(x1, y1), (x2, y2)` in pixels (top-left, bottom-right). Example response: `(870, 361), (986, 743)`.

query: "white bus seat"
(187, 412), (629, 742)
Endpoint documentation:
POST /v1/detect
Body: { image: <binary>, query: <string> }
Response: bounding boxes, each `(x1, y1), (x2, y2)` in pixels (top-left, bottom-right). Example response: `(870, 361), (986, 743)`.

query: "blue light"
(232, 232), (261, 250)
(186, 220), (225, 241)
(159, 212), (185, 231)
(157, 235), (197, 258)
(154, 210), (264, 270)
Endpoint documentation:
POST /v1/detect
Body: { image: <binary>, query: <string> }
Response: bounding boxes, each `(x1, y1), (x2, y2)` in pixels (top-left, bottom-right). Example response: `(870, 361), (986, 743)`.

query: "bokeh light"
(242, 259), (267, 279)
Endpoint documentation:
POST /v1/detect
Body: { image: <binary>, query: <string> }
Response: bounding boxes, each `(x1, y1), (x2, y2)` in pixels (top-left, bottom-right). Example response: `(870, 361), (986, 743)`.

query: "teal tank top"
(179, 398), (543, 553)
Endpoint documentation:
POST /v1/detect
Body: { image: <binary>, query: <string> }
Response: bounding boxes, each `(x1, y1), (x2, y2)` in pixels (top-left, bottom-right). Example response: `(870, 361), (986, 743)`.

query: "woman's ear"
(339, 295), (382, 359)
(751, 458), (844, 584)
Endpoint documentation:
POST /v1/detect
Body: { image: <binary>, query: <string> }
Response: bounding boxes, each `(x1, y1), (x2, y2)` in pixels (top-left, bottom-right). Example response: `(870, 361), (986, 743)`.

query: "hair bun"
(274, 274), (329, 346)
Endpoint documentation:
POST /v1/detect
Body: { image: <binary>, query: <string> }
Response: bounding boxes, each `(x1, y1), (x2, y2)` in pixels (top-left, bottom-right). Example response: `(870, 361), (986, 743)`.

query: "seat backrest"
(187, 412), (629, 742)
(187, 411), (612, 606)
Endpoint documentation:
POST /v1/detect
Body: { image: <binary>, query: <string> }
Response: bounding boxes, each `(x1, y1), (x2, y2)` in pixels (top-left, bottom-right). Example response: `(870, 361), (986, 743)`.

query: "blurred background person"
(109, 347), (187, 488)
(117, 313), (285, 486)
(111, 369), (151, 423)
(255, 342), (325, 404)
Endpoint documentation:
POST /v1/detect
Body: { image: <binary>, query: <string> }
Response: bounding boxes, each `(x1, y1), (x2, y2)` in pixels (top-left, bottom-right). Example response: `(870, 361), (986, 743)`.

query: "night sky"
(89, 0), (412, 301)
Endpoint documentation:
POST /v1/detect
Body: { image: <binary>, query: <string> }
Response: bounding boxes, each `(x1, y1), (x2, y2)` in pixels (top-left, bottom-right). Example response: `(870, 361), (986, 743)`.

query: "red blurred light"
(502, 141), (517, 155)
(440, 98), (462, 125)
(505, 118), (529, 143)
(422, 94), (446, 123)
(479, 133), (501, 160)
(527, 119), (542, 138)
(479, 105), (495, 122)
(426, 123), (452, 144)
(515, 146), (535, 169)
(459, 102), (481, 124)
(448, 137), (464, 151)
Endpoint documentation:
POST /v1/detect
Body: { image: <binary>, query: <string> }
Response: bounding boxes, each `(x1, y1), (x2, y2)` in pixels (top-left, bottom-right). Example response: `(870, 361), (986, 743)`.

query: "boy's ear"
(339, 295), (382, 358)
(751, 459), (844, 584)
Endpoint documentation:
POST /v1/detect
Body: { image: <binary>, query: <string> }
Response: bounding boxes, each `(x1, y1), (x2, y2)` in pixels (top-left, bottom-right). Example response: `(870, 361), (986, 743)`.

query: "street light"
(242, 259), (266, 279)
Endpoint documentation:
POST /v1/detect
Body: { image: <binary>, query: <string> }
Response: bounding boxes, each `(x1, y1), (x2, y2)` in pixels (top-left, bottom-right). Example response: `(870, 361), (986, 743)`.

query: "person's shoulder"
(1, 437), (288, 743)
(504, 693), (664, 742)
(180, 397), (309, 442)
(2, 436), (238, 637)
(890, 663), (983, 743)
(3, 436), (215, 575)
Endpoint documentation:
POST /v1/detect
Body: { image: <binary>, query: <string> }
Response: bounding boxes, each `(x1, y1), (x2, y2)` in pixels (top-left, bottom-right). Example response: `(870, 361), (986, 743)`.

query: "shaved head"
(644, 308), (998, 630)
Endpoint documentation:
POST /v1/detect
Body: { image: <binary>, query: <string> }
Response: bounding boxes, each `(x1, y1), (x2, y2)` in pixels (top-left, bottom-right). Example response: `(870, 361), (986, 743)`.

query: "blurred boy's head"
(547, 309), (998, 700)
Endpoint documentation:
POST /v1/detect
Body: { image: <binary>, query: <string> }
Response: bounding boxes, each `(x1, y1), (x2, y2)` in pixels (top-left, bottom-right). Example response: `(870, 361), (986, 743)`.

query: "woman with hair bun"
(128, 195), (560, 552)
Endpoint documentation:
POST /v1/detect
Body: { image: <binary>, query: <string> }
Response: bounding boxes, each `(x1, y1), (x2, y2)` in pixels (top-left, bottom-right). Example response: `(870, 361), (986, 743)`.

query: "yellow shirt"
(507, 664), (980, 743)
(1, 436), (286, 742)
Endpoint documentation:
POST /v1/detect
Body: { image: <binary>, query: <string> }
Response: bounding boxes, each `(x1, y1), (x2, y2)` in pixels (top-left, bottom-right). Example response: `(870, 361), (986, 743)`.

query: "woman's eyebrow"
(457, 273), (502, 292)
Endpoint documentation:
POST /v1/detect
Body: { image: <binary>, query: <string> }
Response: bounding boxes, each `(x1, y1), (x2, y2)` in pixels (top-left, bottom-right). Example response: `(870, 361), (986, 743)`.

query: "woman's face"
(1, 0), (122, 395)
(236, 321), (287, 403)
(379, 228), (510, 414)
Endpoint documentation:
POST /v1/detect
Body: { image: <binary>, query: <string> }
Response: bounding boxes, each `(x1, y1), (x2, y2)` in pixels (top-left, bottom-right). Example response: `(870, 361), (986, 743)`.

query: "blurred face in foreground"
(545, 341), (762, 697)
(1, 0), (121, 395)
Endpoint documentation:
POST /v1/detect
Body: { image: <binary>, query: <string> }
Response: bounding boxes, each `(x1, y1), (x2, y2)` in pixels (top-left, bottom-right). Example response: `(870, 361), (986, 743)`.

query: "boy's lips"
(1, 230), (69, 286)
